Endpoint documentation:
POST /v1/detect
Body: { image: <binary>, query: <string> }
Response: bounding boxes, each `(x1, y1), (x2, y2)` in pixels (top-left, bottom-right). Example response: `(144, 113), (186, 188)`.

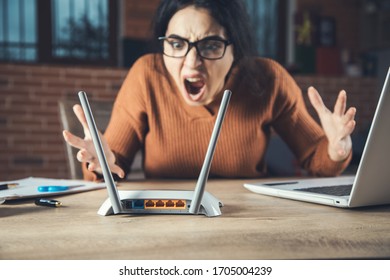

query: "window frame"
(5, 0), (119, 66)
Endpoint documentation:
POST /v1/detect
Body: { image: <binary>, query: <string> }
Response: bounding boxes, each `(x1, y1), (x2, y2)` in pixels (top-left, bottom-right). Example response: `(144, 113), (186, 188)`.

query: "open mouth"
(184, 77), (205, 101)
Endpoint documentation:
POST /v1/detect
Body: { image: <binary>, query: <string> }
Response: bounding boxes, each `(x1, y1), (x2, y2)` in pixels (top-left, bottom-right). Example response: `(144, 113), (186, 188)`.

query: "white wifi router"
(79, 89), (231, 217)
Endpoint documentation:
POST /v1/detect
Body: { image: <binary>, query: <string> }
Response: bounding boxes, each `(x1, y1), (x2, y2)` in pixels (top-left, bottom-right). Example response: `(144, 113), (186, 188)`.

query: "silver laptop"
(244, 67), (390, 208)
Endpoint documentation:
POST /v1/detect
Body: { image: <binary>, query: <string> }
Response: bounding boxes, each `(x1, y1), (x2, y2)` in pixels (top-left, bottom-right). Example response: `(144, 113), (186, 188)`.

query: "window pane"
(25, 47), (36, 61)
(52, 0), (109, 60)
(245, 0), (279, 59)
(8, 0), (20, 42)
(24, 0), (36, 43)
(0, 1), (4, 42)
(0, 0), (37, 61)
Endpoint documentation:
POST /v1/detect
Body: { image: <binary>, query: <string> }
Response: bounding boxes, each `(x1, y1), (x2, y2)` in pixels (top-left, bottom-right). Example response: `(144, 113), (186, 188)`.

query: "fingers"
(87, 161), (125, 179)
(342, 119), (356, 138)
(63, 119), (125, 178)
(345, 119), (356, 135)
(63, 130), (86, 150)
(308, 87), (357, 162)
(338, 107), (356, 138)
(73, 104), (90, 136)
(64, 129), (101, 172)
(75, 145), (125, 179)
(342, 107), (356, 125)
(110, 165), (125, 179)
(76, 149), (125, 178)
(73, 104), (87, 126)
(308, 87), (355, 121)
(334, 90), (347, 116)
(76, 149), (95, 162)
(308, 87), (327, 115)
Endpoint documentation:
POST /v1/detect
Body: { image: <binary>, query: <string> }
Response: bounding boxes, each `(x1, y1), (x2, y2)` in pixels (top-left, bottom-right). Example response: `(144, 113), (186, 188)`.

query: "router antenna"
(78, 91), (123, 214)
(189, 89), (232, 214)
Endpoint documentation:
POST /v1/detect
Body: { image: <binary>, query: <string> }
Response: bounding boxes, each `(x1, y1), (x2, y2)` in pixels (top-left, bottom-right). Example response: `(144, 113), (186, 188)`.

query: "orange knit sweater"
(84, 54), (351, 180)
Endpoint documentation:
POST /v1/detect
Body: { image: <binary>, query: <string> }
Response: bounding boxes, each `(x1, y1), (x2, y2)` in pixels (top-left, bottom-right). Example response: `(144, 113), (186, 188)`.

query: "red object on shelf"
(316, 47), (343, 76)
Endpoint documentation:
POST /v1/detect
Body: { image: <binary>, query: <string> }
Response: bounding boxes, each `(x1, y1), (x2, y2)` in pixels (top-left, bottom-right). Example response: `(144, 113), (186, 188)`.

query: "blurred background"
(0, 0), (389, 180)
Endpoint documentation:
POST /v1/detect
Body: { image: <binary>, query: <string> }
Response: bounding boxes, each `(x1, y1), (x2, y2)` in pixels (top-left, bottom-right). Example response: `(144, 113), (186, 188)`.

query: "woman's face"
(163, 6), (234, 106)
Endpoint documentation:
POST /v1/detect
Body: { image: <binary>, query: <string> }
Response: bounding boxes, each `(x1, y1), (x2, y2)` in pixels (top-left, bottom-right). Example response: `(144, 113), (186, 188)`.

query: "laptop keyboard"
(294, 184), (353, 196)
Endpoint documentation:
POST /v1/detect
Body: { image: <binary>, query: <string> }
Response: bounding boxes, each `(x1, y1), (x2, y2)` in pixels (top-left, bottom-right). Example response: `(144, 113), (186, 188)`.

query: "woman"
(63, 0), (356, 181)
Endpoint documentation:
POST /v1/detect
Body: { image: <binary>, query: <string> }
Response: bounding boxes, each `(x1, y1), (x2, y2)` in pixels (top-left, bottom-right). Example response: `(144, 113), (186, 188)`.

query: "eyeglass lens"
(162, 37), (227, 59)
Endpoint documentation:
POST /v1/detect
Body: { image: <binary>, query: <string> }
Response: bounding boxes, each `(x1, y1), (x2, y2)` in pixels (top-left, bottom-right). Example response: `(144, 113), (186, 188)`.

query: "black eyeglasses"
(158, 35), (231, 60)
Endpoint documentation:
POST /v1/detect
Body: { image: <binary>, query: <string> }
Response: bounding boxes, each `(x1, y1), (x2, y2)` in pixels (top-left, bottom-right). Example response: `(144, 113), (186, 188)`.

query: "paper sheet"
(0, 177), (106, 202)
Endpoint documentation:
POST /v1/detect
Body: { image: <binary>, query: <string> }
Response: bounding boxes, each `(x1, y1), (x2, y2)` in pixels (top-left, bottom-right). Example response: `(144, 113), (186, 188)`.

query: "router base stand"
(97, 189), (223, 217)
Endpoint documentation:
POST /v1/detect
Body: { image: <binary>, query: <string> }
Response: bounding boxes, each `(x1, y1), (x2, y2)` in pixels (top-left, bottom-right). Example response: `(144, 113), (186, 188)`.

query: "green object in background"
(295, 45), (316, 74)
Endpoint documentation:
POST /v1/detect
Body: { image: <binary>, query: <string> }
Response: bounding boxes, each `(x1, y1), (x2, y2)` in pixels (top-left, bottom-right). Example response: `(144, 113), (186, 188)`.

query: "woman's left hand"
(308, 86), (356, 162)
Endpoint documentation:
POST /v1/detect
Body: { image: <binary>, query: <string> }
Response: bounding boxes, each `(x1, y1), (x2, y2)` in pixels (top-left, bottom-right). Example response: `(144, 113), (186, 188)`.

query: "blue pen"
(37, 185), (83, 192)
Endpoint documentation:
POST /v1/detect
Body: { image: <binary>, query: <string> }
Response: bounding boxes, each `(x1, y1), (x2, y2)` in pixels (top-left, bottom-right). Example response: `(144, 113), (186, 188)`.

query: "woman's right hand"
(62, 104), (125, 178)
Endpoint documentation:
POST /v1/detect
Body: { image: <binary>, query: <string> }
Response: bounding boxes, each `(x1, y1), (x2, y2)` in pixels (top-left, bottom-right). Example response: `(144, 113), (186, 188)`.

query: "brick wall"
(122, 0), (160, 39)
(0, 63), (379, 181)
(0, 63), (126, 180)
(295, 75), (379, 132)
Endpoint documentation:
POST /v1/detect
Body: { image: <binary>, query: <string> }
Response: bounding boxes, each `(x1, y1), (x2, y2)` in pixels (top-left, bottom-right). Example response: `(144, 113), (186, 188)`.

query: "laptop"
(78, 90), (231, 217)
(244, 67), (390, 208)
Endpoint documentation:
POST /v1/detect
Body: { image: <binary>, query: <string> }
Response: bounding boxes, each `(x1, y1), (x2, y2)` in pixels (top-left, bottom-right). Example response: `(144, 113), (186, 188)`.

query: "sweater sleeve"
(81, 56), (150, 181)
(269, 61), (351, 176)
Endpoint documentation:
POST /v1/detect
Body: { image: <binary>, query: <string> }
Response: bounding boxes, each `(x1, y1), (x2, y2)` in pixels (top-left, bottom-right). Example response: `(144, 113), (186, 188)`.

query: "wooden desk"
(1, 179), (390, 260)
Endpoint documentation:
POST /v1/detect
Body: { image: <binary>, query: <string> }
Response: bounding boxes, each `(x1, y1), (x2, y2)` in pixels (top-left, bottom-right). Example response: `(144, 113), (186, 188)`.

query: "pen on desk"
(35, 198), (62, 208)
(0, 183), (19, 191)
(37, 184), (84, 192)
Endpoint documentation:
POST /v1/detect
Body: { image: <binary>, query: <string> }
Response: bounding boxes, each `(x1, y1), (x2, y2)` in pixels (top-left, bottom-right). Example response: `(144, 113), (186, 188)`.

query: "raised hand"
(62, 104), (125, 178)
(308, 87), (356, 162)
